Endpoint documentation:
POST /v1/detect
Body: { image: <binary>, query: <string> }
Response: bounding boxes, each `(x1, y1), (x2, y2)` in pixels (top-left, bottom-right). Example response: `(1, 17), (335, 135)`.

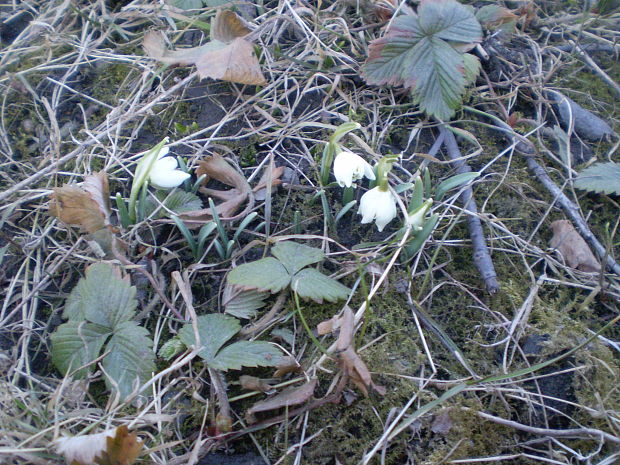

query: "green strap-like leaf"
(211, 341), (284, 371)
(178, 314), (240, 364)
(102, 321), (155, 401)
(227, 257), (291, 293)
(271, 241), (325, 275)
(51, 321), (111, 378)
(64, 263), (137, 329)
(435, 171), (480, 201)
(291, 268), (350, 303)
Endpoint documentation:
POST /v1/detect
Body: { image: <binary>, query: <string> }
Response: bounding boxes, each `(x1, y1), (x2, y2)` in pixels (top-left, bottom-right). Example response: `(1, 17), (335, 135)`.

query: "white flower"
(333, 150), (375, 188)
(406, 198), (433, 231)
(358, 187), (397, 232)
(148, 151), (190, 189)
(56, 428), (117, 465)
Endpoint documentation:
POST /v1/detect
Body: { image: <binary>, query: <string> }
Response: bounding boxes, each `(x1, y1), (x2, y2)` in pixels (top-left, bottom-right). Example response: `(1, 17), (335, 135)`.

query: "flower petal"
(357, 187), (396, 231)
(156, 146), (170, 159)
(334, 151), (375, 188)
(153, 156), (178, 171)
(150, 168), (191, 189)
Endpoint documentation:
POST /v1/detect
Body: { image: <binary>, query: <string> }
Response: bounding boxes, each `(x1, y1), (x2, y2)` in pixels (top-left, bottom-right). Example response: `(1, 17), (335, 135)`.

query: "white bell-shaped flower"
(406, 198), (433, 232)
(333, 150), (375, 188)
(358, 186), (397, 232)
(148, 154), (190, 189)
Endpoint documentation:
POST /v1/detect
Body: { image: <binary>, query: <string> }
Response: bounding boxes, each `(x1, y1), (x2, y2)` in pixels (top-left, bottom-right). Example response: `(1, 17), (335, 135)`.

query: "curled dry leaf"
(272, 355), (302, 378)
(49, 172), (119, 256)
(55, 425), (142, 465)
(49, 171), (111, 234)
(239, 375), (275, 393)
(211, 10), (251, 42)
(550, 220), (601, 272)
(179, 154), (283, 226)
(336, 306), (386, 397)
(316, 314), (342, 336)
(245, 378), (317, 424)
(182, 153), (252, 224)
(143, 10), (266, 86)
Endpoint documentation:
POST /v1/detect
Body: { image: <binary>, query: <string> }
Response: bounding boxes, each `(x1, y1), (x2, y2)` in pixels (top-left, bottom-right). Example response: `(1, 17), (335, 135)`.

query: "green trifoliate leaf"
(143, 191), (203, 219)
(227, 257), (291, 293)
(291, 268), (350, 303)
(51, 321), (111, 378)
(102, 321), (155, 400)
(362, 0), (482, 120)
(178, 314), (240, 364)
(177, 314), (284, 371)
(158, 337), (185, 361)
(223, 288), (269, 319)
(63, 263), (137, 329)
(574, 162), (620, 196)
(271, 241), (324, 275)
(102, 321), (155, 399)
(51, 262), (155, 402)
(211, 341), (284, 370)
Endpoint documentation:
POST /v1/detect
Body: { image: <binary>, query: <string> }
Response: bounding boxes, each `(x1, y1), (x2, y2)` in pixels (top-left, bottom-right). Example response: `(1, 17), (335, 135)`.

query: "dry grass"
(0, 0), (619, 464)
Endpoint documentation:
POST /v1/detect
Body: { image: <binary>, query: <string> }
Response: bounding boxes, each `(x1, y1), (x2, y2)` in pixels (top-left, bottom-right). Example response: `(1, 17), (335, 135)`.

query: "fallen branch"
(525, 155), (620, 276)
(467, 408), (620, 445)
(482, 115), (620, 276)
(439, 126), (500, 293)
(572, 41), (620, 99)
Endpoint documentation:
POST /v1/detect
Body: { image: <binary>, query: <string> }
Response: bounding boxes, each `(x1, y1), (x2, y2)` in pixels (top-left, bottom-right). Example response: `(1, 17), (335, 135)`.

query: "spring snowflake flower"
(148, 148), (191, 189)
(406, 198), (433, 231)
(358, 186), (397, 232)
(333, 150), (375, 188)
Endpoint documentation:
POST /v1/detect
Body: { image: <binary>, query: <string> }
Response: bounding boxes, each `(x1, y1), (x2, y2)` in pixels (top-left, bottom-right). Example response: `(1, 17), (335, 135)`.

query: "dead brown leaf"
(95, 426), (143, 465)
(211, 10), (251, 43)
(245, 378), (317, 424)
(49, 172), (120, 256)
(272, 356), (302, 378)
(179, 154), (283, 226)
(49, 171), (110, 234)
(336, 306), (386, 397)
(143, 10), (266, 86)
(239, 375), (275, 393)
(56, 426), (142, 465)
(180, 153), (252, 224)
(316, 314), (341, 336)
(550, 220), (601, 272)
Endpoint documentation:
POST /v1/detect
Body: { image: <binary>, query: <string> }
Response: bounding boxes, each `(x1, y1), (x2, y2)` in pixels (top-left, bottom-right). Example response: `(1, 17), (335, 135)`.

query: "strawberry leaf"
(362, 0), (482, 120)
(574, 162), (620, 196)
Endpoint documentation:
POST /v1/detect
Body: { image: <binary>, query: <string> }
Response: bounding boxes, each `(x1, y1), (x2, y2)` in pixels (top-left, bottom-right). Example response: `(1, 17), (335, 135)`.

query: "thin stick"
(525, 155), (620, 276)
(572, 41), (620, 99)
(439, 126), (500, 293)
(469, 408), (620, 445)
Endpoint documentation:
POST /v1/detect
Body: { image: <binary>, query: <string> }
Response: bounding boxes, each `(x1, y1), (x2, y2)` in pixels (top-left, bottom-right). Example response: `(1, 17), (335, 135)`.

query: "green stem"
(293, 292), (329, 355)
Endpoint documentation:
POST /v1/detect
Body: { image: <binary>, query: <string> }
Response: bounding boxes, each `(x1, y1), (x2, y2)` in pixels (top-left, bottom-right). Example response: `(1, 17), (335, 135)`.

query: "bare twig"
(468, 408), (620, 445)
(572, 41), (620, 99)
(439, 126), (500, 293)
(525, 155), (620, 276)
